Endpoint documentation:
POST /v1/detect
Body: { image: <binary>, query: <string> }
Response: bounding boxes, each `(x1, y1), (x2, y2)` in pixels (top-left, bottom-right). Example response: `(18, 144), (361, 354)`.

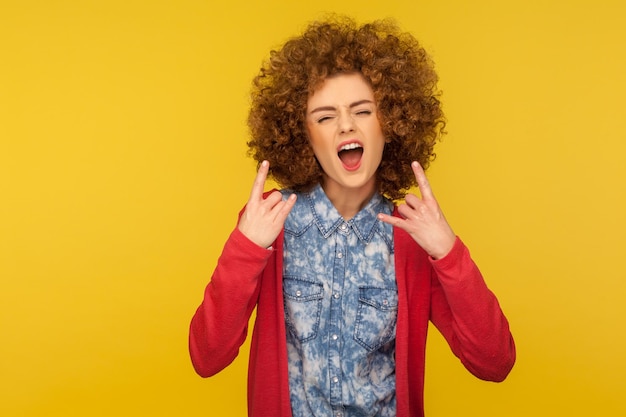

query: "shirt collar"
(306, 184), (392, 244)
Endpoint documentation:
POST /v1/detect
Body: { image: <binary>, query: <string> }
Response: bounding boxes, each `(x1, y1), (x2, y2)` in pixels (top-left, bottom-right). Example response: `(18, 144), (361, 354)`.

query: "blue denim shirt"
(281, 184), (398, 417)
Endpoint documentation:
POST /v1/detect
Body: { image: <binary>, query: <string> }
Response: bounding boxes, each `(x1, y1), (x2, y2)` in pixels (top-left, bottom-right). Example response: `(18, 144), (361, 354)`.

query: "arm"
(429, 237), (515, 381)
(189, 161), (296, 377)
(189, 228), (272, 377)
(379, 162), (515, 381)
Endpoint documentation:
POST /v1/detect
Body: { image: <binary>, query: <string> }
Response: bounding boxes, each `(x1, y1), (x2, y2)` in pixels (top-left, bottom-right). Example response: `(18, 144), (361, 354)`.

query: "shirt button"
(331, 334), (338, 341)
(295, 290), (302, 297)
(383, 299), (388, 306)
(333, 293), (340, 299)
(332, 376), (339, 383)
(336, 413), (343, 417)
(337, 252), (343, 258)
(340, 223), (347, 231)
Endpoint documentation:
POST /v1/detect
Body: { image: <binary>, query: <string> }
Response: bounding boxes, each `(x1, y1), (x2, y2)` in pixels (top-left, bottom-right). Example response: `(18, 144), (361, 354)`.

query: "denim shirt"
(281, 184), (398, 417)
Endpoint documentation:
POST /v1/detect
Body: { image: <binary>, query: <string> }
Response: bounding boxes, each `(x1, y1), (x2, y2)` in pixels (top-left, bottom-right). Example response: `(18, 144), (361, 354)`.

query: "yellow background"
(1, 0), (625, 416)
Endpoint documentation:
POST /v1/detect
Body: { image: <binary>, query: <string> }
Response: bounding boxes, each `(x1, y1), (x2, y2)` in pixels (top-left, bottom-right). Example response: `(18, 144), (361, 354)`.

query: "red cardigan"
(189, 211), (515, 417)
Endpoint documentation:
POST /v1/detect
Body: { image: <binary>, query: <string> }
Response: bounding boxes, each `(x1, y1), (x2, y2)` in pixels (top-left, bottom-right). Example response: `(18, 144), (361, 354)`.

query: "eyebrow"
(308, 99), (375, 115)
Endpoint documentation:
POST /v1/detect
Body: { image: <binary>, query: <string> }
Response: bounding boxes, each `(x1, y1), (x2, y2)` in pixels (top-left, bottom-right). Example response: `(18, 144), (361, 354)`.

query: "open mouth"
(338, 142), (363, 171)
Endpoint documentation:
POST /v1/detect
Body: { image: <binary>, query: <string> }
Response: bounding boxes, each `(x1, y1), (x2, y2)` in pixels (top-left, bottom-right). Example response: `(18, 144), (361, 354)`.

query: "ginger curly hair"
(247, 16), (446, 200)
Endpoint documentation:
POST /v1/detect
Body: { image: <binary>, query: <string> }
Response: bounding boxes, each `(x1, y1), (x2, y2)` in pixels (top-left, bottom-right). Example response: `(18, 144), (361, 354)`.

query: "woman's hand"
(378, 161), (456, 259)
(237, 160), (297, 248)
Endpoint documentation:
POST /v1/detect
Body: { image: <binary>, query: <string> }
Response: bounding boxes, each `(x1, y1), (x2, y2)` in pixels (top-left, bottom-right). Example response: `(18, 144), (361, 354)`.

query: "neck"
(320, 177), (377, 220)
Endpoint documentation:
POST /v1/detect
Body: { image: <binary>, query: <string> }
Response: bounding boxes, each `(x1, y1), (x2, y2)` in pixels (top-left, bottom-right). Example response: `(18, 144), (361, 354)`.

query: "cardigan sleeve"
(189, 227), (274, 377)
(429, 237), (516, 382)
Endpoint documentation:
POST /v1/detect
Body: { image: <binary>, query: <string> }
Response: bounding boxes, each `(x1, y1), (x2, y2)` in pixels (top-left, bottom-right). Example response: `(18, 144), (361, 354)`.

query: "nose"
(338, 110), (355, 134)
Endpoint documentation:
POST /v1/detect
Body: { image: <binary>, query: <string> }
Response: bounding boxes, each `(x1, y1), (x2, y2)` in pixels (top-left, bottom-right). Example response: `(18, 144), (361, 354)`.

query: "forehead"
(307, 73), (375, 106)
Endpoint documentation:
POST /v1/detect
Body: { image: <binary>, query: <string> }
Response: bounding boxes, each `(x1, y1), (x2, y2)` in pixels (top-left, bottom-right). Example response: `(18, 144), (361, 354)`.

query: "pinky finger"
(274, 194), (297, 223)
(377, 213), (403, 226)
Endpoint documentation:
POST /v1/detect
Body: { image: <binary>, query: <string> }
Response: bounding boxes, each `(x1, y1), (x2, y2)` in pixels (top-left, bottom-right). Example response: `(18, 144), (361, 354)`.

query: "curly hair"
(247, 15), (446, 200)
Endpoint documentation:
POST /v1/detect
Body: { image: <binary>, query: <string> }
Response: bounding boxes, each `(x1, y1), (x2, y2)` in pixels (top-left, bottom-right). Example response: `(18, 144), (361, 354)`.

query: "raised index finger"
(412, 161), (435, 200)
(249, 160), (269, 202)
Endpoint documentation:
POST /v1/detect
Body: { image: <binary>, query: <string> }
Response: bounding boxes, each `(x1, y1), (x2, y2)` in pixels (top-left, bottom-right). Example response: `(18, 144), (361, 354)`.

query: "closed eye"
(317, 115), (335, 123)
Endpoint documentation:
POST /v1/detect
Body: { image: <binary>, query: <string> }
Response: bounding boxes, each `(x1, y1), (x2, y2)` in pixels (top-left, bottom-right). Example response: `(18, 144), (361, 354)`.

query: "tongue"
(338, 148), (363, 168)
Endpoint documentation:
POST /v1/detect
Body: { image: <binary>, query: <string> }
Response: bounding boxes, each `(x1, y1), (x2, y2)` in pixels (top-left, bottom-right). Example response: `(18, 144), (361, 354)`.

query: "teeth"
(339, 143), (362, 151)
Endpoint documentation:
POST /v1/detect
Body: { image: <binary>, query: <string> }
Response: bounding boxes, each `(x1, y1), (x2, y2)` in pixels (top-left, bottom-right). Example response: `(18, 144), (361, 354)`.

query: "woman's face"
(305, 72), (385, 199)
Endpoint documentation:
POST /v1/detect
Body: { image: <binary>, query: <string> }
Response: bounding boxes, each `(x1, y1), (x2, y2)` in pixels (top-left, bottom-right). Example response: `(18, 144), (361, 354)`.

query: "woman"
(189, 16), (515, 417)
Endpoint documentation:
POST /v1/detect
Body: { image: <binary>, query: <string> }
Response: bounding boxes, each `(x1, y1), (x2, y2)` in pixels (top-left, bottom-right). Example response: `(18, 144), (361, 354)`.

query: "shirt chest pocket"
(354, 287), (398, 352)
(283, 277), (324, 343)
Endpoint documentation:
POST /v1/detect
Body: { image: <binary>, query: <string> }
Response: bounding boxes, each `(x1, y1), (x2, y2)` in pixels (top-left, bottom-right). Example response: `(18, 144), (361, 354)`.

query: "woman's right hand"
(237, 160), (297, 248)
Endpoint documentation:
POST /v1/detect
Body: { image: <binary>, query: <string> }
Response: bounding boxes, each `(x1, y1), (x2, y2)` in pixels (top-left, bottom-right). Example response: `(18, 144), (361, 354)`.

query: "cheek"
(307, 126), (333, 152)
(305, 122), (320, 144)
(369, 123), (386, 151)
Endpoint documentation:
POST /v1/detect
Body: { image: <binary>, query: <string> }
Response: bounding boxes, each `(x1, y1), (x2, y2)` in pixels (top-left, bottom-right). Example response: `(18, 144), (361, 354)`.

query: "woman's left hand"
(378, 161), (457, 259)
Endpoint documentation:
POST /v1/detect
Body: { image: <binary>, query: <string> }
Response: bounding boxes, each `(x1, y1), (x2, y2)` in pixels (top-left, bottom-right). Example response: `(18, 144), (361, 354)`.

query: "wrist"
(429, 234), (456, 260)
